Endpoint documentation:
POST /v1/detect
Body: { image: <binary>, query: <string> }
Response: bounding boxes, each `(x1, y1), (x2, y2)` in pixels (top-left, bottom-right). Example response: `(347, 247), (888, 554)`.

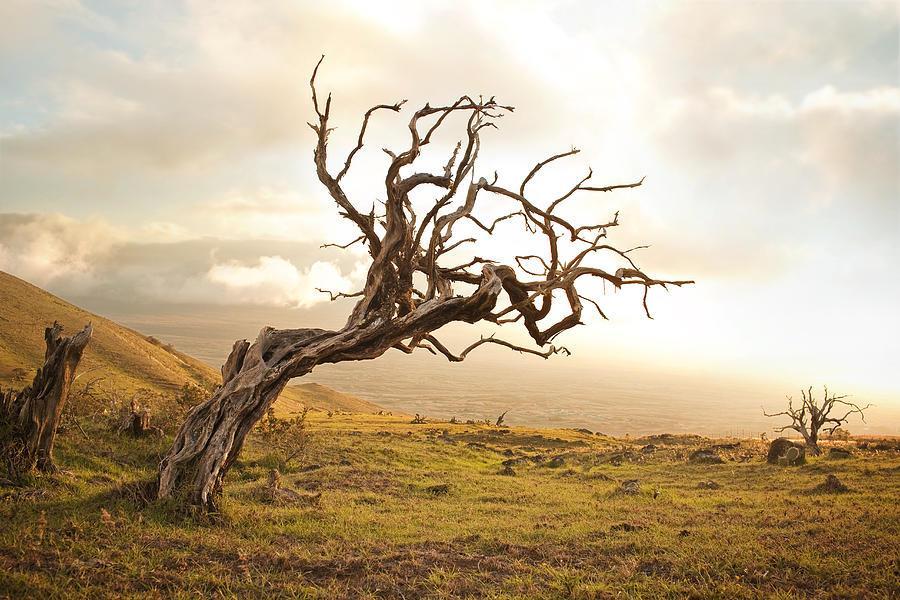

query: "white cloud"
(207, 256), (355, 308)
(0, 213), (364, 308)
(0, 213), (119, 290)
(801, 85), (900, 113)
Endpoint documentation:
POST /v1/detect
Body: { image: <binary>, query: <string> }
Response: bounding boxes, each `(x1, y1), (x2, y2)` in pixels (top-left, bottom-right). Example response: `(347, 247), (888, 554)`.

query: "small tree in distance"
(155, 57), (694, 512)
(764, 386), (871, 455)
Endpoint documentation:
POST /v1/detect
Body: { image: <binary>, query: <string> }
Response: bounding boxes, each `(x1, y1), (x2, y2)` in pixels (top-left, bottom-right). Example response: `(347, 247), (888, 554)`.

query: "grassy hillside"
(0, 414), (897, 598)
(280, 382), (387, 415)
(0, 271), (374, 415)
(0, 271), (218, 395)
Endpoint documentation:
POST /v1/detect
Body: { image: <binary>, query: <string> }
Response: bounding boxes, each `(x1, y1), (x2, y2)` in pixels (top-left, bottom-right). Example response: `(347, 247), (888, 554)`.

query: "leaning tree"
(156, 58), (693, 511)
(764, 386), (870, 455)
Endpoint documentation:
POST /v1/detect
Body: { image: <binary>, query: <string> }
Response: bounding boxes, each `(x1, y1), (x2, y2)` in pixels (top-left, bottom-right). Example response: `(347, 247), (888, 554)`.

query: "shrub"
(256, 406), (310, 472)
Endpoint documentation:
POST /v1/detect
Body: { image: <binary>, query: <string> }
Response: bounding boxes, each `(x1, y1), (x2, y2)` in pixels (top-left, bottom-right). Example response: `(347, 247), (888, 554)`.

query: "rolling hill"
(278, 382), (384, 415)
(0, 270), (378, 414)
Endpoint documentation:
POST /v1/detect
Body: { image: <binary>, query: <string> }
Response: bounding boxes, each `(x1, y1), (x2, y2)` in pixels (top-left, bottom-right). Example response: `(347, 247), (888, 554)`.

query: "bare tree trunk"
(157, 276), (504, 511)
(806, 431), (820, 455)
(793, 425), (820, 455)
(156, 327), (352, 511)
(1, 322), (92, 474)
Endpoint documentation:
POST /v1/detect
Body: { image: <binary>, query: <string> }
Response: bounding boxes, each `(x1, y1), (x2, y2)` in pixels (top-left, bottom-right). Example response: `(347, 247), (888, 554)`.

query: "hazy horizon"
(70, 294), (899, 437)
(1, 1), (898, 432)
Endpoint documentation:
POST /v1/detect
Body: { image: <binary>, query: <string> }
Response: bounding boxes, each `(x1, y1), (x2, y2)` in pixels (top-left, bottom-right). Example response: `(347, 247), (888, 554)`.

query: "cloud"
(0, 213), (364, 308)
(796, 86), (900, 202)
(207, 256), (354, 308)
(198, 186), (357, 243)
(653, 84), (899, 222)
(644, 1), (898, 96)
(0, 212), (120, 292)
(0, 0), (567, 177)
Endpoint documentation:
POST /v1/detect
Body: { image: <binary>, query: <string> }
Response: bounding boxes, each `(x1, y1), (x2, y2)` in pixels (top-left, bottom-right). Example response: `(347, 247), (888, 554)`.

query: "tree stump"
(0, 322), (92, 474)
(131, 410), (150, 435)
(127, 409), (163, 437)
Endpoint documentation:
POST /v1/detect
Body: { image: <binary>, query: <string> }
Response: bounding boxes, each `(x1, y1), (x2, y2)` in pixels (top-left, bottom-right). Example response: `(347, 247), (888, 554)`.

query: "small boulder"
(425, 483), (451, 495)
(828, 447), (852, 460)
(813, 474), (849, 493)
(696, 480), (721, 490)
(689, 449), (724, 464)
(767, 438), (806, 465)
(641, 444), (657, 454)
(498, 465), (516, 476)
(619, 479), (640, 495)
(545, 457), (565, 468)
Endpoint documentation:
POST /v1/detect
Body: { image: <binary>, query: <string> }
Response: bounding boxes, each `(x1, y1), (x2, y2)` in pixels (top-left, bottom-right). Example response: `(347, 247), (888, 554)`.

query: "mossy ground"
(1, 413), (898, 599)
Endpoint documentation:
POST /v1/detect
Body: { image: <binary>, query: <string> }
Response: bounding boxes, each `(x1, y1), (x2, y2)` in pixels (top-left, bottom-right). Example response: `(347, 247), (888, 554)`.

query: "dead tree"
(764, 386), (870, 455)
(156, 58), (693, 512)
(1, 322), (92, 475)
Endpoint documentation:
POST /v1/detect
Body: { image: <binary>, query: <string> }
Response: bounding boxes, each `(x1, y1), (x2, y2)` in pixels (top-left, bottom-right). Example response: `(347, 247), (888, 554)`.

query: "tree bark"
(806, 431), (820, 455)
(130, 410), (151, 435)
(1, 322), (92, 474)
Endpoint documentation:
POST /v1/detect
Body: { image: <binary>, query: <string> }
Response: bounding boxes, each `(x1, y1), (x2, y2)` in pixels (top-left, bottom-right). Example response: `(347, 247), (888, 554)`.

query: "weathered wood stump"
(124, 400), (163, 437)
(131, 410), (150, 435)
(127, 409), (163, 437)
(0, 322), (92, 474)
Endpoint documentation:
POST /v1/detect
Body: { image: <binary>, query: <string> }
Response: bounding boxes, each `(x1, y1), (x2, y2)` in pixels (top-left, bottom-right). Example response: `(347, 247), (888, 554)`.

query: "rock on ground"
(689, 449), (725, 464)
(814, 474), (849, 493)
(766, 438), (806, 465)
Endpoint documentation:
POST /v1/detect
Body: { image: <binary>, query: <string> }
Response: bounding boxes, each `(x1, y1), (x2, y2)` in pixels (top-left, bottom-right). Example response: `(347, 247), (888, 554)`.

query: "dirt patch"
(448, 431), (588, 450)
(811, 474), (850, 494)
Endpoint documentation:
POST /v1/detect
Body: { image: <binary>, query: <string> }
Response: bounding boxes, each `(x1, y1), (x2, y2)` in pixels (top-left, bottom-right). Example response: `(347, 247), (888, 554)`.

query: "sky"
(1, 1), (898, 417)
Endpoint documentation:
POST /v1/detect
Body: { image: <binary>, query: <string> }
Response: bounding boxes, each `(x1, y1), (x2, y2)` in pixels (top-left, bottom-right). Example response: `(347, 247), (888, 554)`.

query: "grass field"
(1, 411), (897, 599)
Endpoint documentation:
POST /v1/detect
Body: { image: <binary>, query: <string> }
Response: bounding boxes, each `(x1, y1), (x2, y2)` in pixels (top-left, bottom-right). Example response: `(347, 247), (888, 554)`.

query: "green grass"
(1, 413), (898, 599)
